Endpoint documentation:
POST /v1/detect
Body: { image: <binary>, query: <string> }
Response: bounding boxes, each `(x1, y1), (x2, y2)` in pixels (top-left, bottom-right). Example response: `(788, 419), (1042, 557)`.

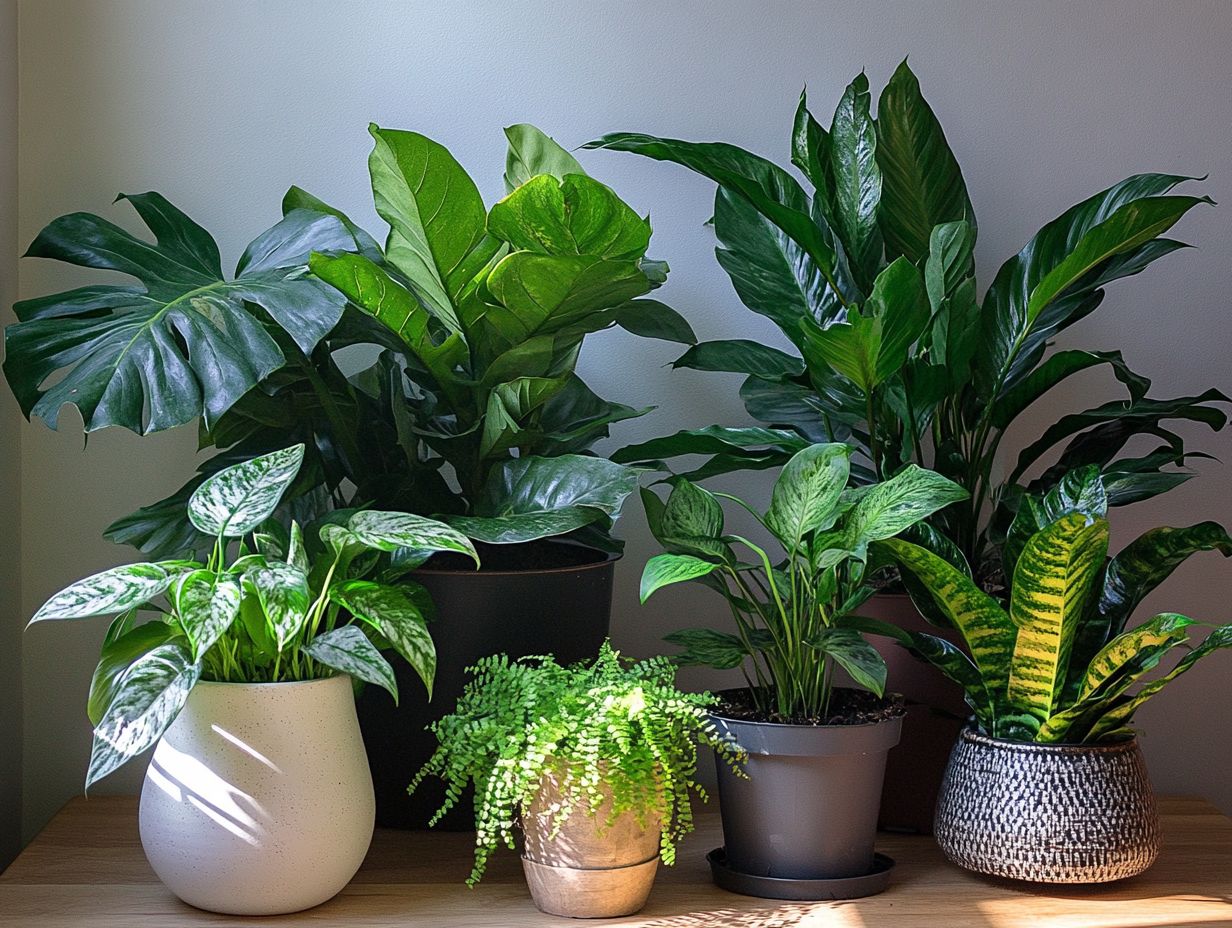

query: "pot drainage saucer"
(706, 848), (895, 901)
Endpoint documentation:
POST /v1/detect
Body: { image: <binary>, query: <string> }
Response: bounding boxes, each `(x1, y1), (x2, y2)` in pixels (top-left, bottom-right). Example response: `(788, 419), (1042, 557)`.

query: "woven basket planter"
(935, 727), (1160, 883)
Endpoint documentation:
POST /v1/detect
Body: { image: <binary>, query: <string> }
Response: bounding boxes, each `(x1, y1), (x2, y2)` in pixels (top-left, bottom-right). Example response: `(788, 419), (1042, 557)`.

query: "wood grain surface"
(1, 797), (1229, 927)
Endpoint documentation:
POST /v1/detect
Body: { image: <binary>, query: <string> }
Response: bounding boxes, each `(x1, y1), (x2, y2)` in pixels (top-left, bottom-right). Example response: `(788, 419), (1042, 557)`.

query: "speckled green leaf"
(303, 625), (398, 704)
(332, 580), (436, 698)
(31, 562), (183, 624)
(187, 444), (304, 538)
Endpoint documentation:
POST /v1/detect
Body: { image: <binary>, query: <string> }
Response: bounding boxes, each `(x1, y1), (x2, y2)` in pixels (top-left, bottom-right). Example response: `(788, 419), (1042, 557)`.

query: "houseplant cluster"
(8, 62), (1232, 917)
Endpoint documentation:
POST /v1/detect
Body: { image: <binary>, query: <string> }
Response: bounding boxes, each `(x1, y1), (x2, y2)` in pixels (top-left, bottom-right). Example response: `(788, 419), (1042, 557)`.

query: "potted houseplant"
(27, 444), (478, 914)
(639, 442), (966, 899)
(3, 124), (694, 825)
(588, 61), (1228, 830)
(879, 466), (1232, 883)
(410, 643), (741, 918)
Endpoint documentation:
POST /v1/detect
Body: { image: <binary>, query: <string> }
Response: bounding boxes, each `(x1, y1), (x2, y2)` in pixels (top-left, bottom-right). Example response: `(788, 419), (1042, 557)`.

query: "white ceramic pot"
(139, 675), (375, 915)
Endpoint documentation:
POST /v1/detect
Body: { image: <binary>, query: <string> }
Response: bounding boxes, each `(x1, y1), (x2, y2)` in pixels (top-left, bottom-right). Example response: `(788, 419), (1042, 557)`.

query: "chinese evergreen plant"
(590, 62), (1227, 583)
(639, 442), (966, 721)
(29, 445), (479, 788)
(5, 125), (692, 558)
(410, 642), (741, 884)
(877, 466), (1232, 742)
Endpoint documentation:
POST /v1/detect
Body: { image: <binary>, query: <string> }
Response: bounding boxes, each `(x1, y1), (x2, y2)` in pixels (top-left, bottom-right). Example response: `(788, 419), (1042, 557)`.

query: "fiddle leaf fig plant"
(410, 642), (742, 885)
(6, 125), (688, 559)
(877, 466), (1232, 743)
(591, 61), (1228, 581)
(28, 445), (479, 789)
(640, 442), (967, 720)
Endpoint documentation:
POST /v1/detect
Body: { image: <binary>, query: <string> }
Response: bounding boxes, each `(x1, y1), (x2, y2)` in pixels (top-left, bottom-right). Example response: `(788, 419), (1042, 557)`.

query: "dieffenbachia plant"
(6, 125), (688, 558)
(589, 61), (1228, 582)
(639, 442), (967, 720)
(876, 466), (1232, 743)
(28, 445), (479, 789)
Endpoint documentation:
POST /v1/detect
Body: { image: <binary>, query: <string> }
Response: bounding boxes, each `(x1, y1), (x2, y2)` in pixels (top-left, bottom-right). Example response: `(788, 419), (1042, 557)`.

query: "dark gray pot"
(711, 698), (903, 886)
(935, 727), (1160, 883)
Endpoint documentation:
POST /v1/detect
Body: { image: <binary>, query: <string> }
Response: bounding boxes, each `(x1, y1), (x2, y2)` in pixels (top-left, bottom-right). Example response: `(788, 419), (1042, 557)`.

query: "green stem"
(865, 389), (882, 479)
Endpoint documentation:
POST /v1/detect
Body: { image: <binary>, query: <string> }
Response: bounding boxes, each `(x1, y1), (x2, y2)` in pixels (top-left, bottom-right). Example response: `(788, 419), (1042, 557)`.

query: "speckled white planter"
(138, 675), (375, 915)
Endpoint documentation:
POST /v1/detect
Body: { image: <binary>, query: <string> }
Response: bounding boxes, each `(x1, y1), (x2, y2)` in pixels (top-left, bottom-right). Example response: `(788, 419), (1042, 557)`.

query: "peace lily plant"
(878, 466), (1232, 743)
(640, 442), (967, 720)
(28, 445), (478, 788)
(592, 61), (1228, 584)
(3, 125), (690, 559)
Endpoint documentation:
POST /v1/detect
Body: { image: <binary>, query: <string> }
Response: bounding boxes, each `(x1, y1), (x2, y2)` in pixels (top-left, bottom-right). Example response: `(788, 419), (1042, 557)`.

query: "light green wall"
(11, 0), (1232, 842)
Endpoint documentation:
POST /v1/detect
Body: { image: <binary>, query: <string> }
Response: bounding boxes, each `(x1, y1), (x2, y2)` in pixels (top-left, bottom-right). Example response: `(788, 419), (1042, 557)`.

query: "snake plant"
(874, 466), (1232, 743)
(640, 442), (966, 720)
(590, 61), (1228, 583)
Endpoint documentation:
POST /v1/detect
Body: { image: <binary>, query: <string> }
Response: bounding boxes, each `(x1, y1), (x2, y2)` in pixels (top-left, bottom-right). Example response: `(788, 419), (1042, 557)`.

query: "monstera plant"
(5, 125), (691, 558)
(589, 61), (1227, 583)
(875, 466), (1232, 743)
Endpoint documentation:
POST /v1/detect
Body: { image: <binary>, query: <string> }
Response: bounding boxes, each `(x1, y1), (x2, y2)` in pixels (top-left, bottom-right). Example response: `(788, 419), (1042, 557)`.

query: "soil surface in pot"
(714, 687), (906, 727)
(420, 539), (612, 572)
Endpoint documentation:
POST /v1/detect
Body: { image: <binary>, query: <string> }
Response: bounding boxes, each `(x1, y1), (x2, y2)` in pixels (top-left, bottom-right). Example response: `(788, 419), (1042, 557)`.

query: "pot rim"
(708, 687), (905, 732)
(194, 674), (352, 691)
(411, 544), (621, 577)
(960, 724), (1139, 754)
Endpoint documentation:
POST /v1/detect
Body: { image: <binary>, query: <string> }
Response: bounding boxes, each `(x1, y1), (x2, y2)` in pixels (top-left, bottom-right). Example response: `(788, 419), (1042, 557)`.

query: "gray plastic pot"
(710, 693), (902, 897)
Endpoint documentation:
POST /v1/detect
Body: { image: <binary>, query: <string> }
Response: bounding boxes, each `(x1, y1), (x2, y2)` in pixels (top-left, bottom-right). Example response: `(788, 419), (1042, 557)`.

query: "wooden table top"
(1, 796), (1229, 927)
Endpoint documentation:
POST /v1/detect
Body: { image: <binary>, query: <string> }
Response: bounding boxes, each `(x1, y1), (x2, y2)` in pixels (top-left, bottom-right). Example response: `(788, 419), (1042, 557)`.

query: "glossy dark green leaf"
(5, 197), (353, 433)
(673, 340), (804, 379)
(874, 60), (974, 263)
(791, 87), (830, 197)
(612, 425), (809, 466)
(827, 73), (882, 287)
(991, 350), (1149, 430)
(280, 185), (383, 261)
(660, 479), (725, 541)
(613, 299), (696, 345)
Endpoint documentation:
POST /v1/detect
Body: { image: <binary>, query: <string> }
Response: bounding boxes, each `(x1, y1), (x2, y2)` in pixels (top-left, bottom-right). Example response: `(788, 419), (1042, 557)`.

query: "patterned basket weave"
(934, 727), (1160, 883)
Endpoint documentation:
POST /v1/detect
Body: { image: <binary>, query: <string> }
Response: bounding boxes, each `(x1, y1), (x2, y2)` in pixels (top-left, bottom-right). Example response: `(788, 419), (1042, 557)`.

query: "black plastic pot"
(709, 692), (903, 900)
(357, 540), (618, 828)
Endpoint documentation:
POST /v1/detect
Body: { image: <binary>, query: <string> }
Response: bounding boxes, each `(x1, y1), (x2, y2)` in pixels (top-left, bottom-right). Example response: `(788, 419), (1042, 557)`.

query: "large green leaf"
(87, 641), (200, 789)
(844, 464), (967, 546)
(280, 185), (384, 262)
(611, 299), (696, 345)
(977, 174), (1201, 396)
(924, 220), (975, 310)
(368, 125), (497, 332)
(990, 349), (1149, 430)
(172, 570), (241, 660)
(347, 510), (479, 565)
(660, 478), (725, 542)
(585, 133), (845, 298)
(448, 454), (638, 544)
(827, 73), (882, 286)
(303, 625), (399, 703)
(808, 627), (887, 696)
(331, 580), (436, 697)
(712, 187), (839, 340)
(613, 426), (808, 466)
(5, 195), (355, 433)
(308, 252), (466, 392)
(674, 340), (804, 380)
(187, 444), (304, 538)
(791, 88), (830, 197)
(484, 253), (651, 343)
(879, 537), (1016, 697)
(766, 443), (850, 547)
(87, 620), (180, 727)
(800, 257), (928, 392)
(663, 628), (750, 670)
(874, 60), (974, 263)
(31, 562), (185, 624)
(503, 124), (585, 192)
(488, 173), (650, 260)
(1006, 514), (1109, 720)
(639, 553), (721, 602)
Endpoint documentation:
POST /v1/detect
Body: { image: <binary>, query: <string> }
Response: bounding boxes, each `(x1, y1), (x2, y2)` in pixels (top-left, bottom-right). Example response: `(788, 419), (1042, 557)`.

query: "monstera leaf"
(4, 193), (362, 433)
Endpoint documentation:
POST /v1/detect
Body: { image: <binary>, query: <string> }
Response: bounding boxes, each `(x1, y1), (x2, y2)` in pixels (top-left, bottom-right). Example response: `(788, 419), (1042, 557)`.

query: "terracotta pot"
(139, 676), (374, 915)
(863, 593), (969, 834)
(935, 727), (1160, 883)
(519, 767), (661, 918)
